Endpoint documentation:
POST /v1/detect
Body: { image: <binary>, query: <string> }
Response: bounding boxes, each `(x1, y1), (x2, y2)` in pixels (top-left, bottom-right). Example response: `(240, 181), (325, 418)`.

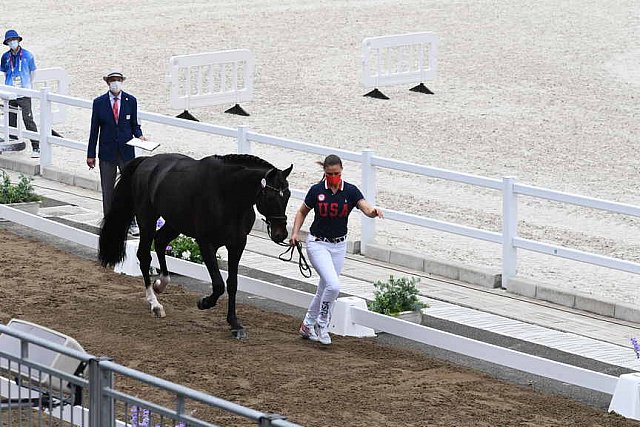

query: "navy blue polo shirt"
(304, 180), (364, 239)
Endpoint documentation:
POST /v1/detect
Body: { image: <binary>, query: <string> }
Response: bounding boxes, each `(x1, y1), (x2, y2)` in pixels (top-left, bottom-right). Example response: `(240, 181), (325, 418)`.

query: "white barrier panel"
(609, 373), (640, 420)
(167, 50), (254, 110)
(330, 297), (377, 337)
(361, 32), (438, 89)
(33, 67), (70, 124)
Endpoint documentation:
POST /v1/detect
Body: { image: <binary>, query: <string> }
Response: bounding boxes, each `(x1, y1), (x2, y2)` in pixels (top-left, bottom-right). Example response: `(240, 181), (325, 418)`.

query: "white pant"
(303, 235), (347, 328)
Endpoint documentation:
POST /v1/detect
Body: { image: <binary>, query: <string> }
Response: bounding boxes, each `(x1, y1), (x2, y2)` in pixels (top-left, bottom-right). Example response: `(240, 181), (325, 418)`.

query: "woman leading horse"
(98, 153), (292, 339)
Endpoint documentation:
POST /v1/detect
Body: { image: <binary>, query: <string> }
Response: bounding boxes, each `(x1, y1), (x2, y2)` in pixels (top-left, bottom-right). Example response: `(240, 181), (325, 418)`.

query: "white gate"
(361, 32), (438, 97)
(167, 50), (254, 116)
(33, 67), (70, 124)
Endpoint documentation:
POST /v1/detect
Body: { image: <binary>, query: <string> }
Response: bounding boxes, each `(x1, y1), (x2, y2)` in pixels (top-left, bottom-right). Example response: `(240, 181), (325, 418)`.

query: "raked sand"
(3, 0), (640, 303)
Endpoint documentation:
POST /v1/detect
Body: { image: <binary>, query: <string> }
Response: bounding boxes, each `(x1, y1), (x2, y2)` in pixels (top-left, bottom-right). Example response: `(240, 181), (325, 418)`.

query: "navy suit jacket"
(87, 91), (143, 162)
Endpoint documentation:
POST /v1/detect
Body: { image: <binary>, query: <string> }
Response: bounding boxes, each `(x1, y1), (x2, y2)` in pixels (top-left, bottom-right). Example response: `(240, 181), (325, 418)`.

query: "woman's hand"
(289, 232), (300, 246)
(372, 207), (384, 218)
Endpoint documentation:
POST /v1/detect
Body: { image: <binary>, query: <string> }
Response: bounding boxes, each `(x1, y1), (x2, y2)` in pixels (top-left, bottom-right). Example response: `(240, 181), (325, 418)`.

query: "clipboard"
(126, 138), (160, 151)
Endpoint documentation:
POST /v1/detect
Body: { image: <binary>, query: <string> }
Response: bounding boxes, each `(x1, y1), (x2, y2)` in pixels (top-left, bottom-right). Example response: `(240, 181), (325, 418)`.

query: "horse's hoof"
(152, 305), (166, 318)
(152, 279), (163, 293)
(153, 276), (170, 293)
(197, 296), (217, 310)
(231, 329), (247, 340)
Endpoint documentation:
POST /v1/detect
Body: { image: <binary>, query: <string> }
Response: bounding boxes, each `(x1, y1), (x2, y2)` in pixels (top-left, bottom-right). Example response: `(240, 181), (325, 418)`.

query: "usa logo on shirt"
(318, 194), (325, 202)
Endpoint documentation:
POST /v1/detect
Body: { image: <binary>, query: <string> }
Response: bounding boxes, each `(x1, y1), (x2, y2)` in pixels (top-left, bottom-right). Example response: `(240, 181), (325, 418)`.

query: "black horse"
(98, 153), (292, 338)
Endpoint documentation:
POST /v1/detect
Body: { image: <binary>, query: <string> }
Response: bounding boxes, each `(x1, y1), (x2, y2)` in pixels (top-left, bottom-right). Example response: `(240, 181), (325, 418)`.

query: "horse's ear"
(282, 164), (293, 179)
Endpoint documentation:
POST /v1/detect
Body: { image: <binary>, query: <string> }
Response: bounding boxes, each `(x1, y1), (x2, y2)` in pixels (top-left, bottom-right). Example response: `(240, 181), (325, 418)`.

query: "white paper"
(126, 138), (159, 151)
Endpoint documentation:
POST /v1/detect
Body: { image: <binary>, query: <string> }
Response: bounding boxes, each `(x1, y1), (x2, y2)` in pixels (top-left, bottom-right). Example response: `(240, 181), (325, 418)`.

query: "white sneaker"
(299, 322), (319, 341)
(128, 223), (140, 236)
(31, 149), (40, 159)
(317, 324), (331, 345)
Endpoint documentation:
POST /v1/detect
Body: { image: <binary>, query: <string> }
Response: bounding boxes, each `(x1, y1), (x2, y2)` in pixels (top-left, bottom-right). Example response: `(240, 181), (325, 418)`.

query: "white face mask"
(8, 40), (18, 50)
(109, 81), (122, 93)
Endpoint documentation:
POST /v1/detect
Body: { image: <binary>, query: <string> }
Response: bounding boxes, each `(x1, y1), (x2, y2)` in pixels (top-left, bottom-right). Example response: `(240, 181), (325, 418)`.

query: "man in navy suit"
(87, 69), (145, 233)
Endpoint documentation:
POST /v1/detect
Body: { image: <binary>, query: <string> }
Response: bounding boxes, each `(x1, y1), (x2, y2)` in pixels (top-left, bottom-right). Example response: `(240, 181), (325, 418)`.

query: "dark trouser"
(9, 97), (38, 150)
(99, 154), (129, 217)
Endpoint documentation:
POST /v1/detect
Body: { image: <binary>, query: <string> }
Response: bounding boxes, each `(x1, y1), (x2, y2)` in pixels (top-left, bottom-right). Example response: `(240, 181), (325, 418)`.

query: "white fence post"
(237, 126), (251, 154)
(361, 149), (377, 252)
(502, 176), (517, 289)
(39, 87), (53, 167)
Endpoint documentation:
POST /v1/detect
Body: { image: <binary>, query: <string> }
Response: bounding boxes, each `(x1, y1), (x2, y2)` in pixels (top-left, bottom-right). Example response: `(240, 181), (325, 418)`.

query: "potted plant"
(0, 172), (41, 214)
(368, 275), (428, 324)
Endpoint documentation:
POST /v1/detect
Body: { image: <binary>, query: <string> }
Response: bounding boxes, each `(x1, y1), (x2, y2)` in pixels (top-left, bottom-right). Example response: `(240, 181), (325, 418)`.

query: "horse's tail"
(98, 157), (147, 267)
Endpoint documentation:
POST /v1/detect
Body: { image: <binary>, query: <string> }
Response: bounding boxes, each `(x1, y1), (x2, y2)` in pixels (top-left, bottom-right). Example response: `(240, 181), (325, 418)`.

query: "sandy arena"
(3, 0), (640, 304)
(0, 228), (638, 426)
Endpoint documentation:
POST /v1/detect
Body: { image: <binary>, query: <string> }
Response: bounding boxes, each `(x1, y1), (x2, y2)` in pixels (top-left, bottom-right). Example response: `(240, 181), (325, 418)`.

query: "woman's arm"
(357, 199), (384, 219)
(290, 203), (312, 245)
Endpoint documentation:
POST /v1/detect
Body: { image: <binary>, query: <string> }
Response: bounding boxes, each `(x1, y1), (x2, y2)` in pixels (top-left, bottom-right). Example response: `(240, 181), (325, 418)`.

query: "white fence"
(166, 50), (255, 111)
(361, 32), (438, 91)
(0, 204), (622, 409)
(33, 67), (70, 124)
(1, 85), (640, 294)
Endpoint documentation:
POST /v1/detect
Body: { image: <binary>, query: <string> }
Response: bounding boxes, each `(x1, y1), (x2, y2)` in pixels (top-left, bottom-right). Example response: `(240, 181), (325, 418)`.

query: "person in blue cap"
(0, 30), (39, 158)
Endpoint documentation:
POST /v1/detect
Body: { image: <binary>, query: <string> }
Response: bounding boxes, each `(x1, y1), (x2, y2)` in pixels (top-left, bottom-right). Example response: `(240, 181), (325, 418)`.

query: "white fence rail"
(167, 50), (255, 110)
(1, 86), (640, 292)
(0, 206), (621, 408)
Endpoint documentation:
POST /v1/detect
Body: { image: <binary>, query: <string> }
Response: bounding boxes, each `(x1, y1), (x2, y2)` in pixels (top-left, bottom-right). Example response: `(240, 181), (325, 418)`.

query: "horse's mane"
(215, 154), (275, 170)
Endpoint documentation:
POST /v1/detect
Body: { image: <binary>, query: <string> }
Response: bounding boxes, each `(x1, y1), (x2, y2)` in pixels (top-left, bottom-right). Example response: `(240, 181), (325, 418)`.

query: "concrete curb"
(506, 277), (640, 324)
(4, 161), (639, 325)
(0, 154), (39, 176)
(364, 243), (501, 289)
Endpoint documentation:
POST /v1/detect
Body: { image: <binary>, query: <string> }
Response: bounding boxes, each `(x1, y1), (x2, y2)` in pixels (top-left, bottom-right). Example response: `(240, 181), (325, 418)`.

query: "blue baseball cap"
(3, 30), (22, 45)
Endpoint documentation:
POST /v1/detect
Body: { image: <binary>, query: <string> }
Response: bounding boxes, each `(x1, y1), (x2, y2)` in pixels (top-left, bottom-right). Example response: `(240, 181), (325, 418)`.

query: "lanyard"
(9, 48), (22, 73)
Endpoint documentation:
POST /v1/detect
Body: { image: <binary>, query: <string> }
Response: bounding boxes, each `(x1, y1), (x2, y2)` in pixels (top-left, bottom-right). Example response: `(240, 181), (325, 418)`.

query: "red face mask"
(325, 174), (341, 187)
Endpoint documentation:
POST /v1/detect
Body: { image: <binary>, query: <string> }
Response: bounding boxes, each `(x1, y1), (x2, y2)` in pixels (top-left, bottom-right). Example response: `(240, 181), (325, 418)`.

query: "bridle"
(257, 169), (311, 277)
(257, 176), (289, 240)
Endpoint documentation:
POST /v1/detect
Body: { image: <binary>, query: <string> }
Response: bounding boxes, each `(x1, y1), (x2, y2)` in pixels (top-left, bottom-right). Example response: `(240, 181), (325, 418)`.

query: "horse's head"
(256, 164), (293, 243)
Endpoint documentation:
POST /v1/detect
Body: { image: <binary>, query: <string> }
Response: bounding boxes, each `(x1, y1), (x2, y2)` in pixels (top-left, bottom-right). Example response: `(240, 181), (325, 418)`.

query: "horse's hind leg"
(152, 224), (179, 294)
(196, 241), (225, 311)
(136, 218), (165, 318)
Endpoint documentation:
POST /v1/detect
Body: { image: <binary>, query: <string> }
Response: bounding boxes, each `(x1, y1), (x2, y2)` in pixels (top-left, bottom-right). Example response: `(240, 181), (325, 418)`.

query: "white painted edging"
(349, 308), (619, 395)
(0, 204), (98, 249)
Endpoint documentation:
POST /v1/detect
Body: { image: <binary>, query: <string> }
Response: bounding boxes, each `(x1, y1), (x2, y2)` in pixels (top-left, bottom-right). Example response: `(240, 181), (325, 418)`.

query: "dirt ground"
(0, 229), (637, 427)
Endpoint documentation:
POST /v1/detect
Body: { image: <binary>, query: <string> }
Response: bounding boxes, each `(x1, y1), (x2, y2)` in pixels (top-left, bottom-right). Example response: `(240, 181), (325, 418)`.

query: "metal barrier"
(0, 322), (300, 427)
(1, 85), (640, 292)
(361, 32), (438, 97)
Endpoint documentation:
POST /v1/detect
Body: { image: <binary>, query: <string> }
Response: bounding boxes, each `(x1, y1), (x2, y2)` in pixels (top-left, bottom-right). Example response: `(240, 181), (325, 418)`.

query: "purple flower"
(631, 337), (640, 359)
(165, 245), (172, 253)
(156, 217), (166, 230)
(129, 406), (186, 427)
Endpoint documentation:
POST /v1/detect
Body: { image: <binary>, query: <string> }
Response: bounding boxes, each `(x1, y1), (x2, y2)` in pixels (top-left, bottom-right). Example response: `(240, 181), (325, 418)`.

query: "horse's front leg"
(225, 237), (247, 339)
(136, 221), (165, 318)
(196, 241), (226, 312)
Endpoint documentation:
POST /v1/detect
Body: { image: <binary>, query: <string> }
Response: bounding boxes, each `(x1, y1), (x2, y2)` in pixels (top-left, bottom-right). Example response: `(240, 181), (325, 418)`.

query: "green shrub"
(165, 234), (203, 264)
(0, 173), (40, 204)
(368, 276), (427, 316)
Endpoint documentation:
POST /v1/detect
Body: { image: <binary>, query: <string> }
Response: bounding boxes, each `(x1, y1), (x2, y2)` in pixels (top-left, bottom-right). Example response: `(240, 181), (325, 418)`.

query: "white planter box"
(394, 310), (423, 324)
